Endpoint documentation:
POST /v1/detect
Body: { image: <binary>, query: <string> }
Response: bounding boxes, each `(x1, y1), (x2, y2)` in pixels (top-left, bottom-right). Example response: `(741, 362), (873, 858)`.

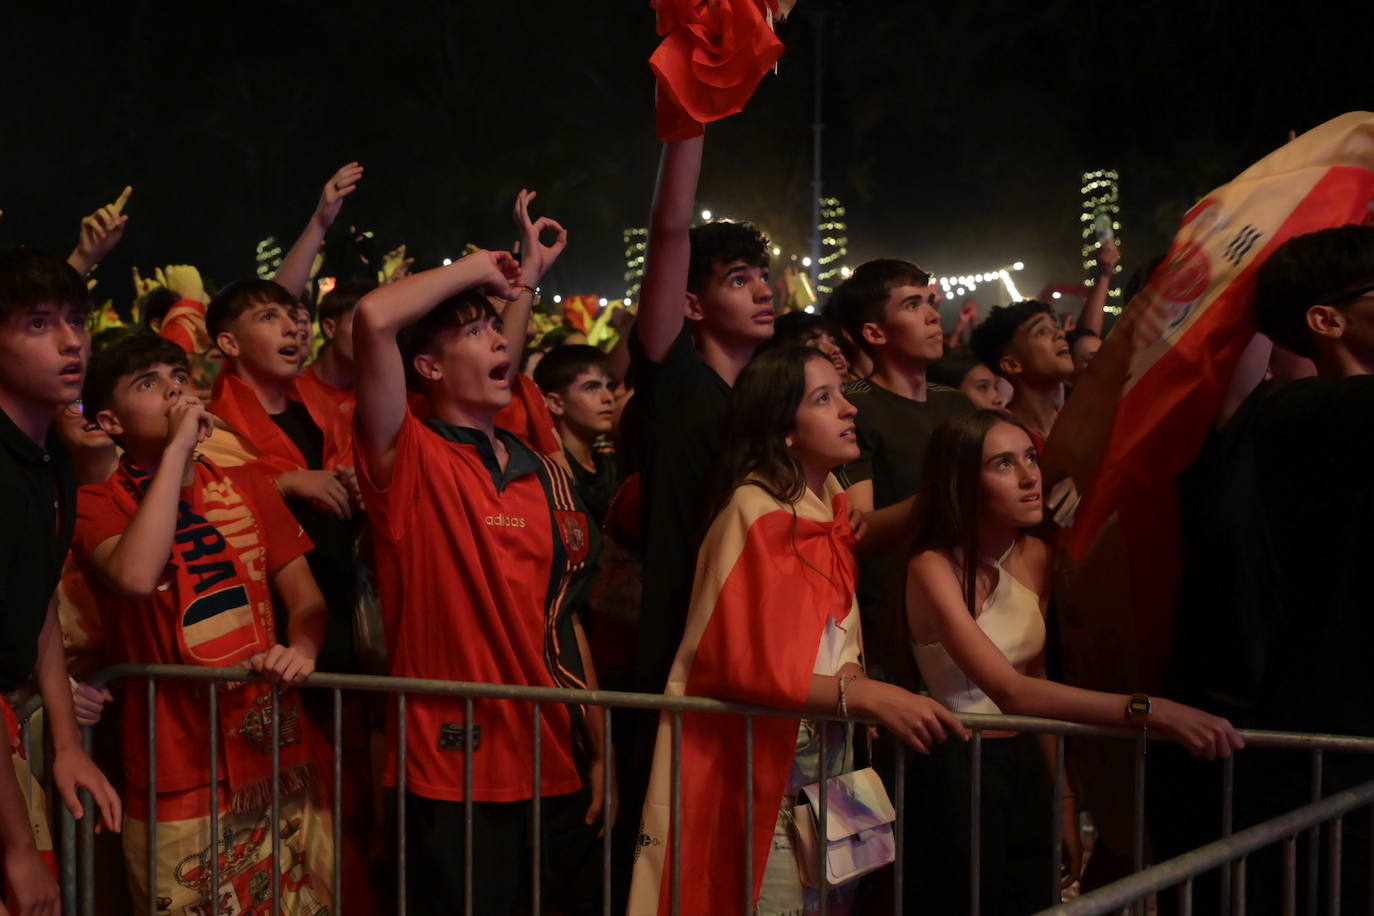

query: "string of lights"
(934, 263), (1027, 302)
(816, 197), (849, 294)
(1080, 169), (1124, 313)
(623, 227), (647, 303)
(255, 236), (283, 280)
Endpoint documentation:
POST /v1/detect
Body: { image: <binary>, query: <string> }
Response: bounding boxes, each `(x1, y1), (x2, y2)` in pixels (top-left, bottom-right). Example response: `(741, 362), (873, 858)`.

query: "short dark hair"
(687, 221), (771, 295)
(82, 333), (189, 421)
(970, 300), (1054, 375)
(533, 344), (612, 396)
(1254, 225), (1374, 359)
(537, 324), (584, 350)
(139, 286), (181, 328)
(396, 289), (497, 391)
(822, 258), (932, 355)
(0, 249), (91, 323)
(927, 347), (988, 389)
(318, 281), (375, 324)
(1065, 328), (1099, 352)
(206, 279), (298, 342)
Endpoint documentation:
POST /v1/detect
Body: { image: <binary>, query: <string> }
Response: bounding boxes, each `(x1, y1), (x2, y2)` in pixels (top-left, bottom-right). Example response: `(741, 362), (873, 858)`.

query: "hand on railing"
(1151, 698), (1245, 759)
(70, 677), (113, 728)
(2, 846), (60, 916)
(247, 645), (317, 686)
(847, 678), (970, 754)
(52, 748), (122, 834)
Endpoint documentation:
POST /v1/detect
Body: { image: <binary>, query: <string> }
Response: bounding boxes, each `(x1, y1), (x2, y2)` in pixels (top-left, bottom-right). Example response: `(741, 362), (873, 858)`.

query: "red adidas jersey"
(357, 410), (595, 803)
(72, 461), (312, 796)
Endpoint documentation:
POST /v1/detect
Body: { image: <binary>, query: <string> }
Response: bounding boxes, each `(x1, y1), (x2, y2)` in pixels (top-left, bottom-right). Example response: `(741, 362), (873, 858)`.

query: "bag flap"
(799, 767), (896, 842)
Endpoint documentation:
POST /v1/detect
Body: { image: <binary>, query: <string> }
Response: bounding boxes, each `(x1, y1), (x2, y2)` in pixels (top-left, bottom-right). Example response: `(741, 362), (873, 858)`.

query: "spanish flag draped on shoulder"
(1045, 112), (1374, 694)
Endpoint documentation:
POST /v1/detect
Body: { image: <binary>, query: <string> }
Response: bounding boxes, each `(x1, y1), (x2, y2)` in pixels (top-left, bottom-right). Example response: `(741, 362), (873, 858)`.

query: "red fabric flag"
(1045, 111), (1374, 694)
(649, 0), (786, 141)
(628, 477), (857, 915)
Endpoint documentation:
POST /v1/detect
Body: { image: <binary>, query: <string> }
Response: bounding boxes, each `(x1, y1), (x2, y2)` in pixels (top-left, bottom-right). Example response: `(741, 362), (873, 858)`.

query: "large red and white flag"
(1046, 111), (1374, 693)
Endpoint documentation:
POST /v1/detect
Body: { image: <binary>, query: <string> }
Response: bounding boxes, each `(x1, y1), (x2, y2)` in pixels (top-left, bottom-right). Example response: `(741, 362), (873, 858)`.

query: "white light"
(623, 298), (633, 306)
(1052, 291), (1062, 300)
(442, 258), (452, 266)
(553, 294), (562, 304)
(940, 277), (950, 288)
(804, 305), (816, 314)
(700, 209), (712, 221)
(1013, 261), (1025, 271)
(956, 287), (966, 295)
(840, 266), (852, 278)
(802, 257), (812, 267)
(598, 297), (609, 307)
(771, 246), (781, 256)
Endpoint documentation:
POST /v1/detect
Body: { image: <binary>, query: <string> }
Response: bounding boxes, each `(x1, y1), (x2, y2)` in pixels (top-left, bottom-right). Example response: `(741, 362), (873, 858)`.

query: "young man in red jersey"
(353, 203), (610, 911)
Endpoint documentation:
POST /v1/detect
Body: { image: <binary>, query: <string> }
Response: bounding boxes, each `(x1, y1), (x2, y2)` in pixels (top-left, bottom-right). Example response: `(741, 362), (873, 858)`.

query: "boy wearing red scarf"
(72, 334), (334, 913)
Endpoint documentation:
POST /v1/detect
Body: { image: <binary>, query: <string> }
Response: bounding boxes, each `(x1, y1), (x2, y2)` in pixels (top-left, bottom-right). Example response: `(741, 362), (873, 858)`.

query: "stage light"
(701, 210), (712, 220)
(442, 258), (452, 266)
(1013, 261), (1024, 271)
(802, 257), (812, 267)
(772, 246), (781, 256)
(599, 297), (608, 307)
(553, 295), (562, 304)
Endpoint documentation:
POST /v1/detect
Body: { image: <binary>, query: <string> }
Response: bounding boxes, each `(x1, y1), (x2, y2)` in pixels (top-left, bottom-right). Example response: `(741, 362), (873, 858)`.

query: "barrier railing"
(11, 663), (1374, 915)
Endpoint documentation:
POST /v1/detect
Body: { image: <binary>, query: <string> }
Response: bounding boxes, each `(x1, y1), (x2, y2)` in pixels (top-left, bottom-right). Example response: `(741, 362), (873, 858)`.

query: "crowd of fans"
(3, 63), (1374, 916)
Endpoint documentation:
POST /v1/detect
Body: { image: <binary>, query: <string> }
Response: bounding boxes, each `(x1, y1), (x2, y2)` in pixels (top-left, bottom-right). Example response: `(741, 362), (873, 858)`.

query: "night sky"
(4, 1), (1372, 316)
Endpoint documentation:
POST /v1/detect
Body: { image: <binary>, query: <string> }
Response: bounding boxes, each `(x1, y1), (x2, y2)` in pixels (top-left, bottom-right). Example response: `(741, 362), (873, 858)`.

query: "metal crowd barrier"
(11, 662), (1374, 916)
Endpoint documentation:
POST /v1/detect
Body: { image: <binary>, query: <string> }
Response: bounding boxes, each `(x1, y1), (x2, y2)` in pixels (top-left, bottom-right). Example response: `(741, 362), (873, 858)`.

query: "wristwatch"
(1126, 693), (1152, 720)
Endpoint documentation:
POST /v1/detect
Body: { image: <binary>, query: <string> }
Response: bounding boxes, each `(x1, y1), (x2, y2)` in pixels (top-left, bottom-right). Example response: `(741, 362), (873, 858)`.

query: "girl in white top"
(900, 409), (1242, 914)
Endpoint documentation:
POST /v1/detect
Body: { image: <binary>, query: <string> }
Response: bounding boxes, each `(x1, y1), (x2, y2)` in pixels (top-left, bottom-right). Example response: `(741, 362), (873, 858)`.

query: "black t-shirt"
(568, 444), (620, 530)
(1167, 383), (1278, 722)
(835, 378), (974, 649)
(0, 408), (76, 691)
(626, 329), (731, 688)
(269, 400), (324, 471)
(269, 400), (357, 673)
(1251, 375), (1374, 740)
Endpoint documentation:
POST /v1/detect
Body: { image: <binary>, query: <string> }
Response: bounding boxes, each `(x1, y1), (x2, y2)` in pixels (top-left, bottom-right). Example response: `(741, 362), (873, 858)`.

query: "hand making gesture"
(512, 189), (567, 290)
(68, 186), (133, 276)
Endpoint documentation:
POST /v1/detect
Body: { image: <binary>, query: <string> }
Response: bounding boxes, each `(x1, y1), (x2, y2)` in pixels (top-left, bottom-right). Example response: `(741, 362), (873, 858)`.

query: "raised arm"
(1076, 241), (1121, 336)
(502, 188), (568, 379)
(353, 250), (521, 486)
(67, 186), (132, 277)
(635, 137), (704, 362)
(274, 163), (365, 302)
(906, 549), (1241, 758)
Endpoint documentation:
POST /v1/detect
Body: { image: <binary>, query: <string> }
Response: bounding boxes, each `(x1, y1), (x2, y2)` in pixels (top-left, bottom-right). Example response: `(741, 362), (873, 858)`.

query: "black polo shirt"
(0, 406), (76, 691)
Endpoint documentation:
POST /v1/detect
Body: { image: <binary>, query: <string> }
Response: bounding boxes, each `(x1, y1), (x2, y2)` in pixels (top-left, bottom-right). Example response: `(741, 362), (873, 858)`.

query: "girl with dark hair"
(899, 409), (1243, 913)
(630, 345), (966, 916)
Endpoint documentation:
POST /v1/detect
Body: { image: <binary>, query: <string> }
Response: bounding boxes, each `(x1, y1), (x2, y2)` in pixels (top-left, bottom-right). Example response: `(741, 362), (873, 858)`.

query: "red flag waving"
(650, 0), (786, 141)
(1046, 112), (1374, 693)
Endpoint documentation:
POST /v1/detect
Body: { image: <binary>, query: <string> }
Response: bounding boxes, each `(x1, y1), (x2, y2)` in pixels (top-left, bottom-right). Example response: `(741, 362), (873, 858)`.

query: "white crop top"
(913, 549), (1045, 715)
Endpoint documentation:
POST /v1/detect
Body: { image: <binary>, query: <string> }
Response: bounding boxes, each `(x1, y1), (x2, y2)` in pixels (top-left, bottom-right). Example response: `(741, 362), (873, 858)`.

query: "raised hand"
(314, 162), (364, 232)
(69, 186), (133, 275)
(161, 264), (207, 304)
(1096, 240), (1121, 277)
(131, 265), (161, 298)
(379, 245), (414, 285)
(512, 189), (567, 289)
(958, 301), (979, 327)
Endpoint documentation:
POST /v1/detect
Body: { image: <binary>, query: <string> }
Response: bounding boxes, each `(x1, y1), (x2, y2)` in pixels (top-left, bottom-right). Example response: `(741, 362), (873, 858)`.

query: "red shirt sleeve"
(355, 410), (423, 543)
(226, 465), (314, 575)
(72, 483), (133, 567)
